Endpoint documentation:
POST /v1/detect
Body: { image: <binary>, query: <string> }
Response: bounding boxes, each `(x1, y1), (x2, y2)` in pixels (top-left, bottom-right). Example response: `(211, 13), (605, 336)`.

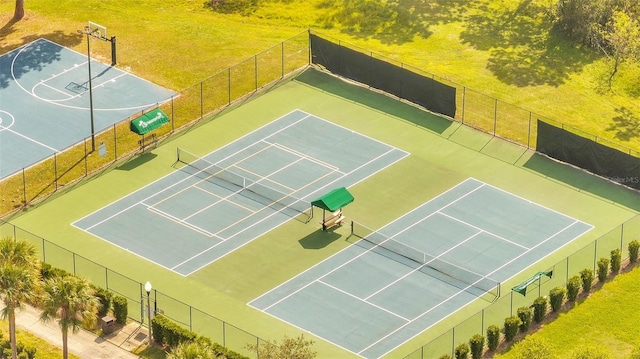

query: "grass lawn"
(495, 265), (640, 358)
(0, 0), (638, 152)
(0, 321), (81, 359)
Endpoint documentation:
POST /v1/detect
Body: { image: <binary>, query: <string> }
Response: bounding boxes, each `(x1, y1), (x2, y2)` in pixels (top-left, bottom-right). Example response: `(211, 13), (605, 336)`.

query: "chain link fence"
(404, 214), (640, 359)
(0, 217), (267, 358)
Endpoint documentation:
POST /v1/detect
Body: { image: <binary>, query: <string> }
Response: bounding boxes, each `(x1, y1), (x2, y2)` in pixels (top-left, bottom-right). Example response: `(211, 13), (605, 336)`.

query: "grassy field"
(0, 0), (638, 152)
(1, 0), (640, 358)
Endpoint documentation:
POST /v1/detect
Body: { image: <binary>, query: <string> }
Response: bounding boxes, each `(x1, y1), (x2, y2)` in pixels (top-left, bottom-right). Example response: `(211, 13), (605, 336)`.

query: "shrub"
(597, 257), (609, 282)
(486, 325), (500, 351)
(610, 249), (621, 274)
(567, 275), (582, 301)
(151, 314), (197, 347)
(94, 286), (113, 318)
(549, 286), (567, 312)
(24, 346), (36, 359)
(580, 268), (594, 293)
(533, 296), (547, 323)
(629, 240), (640, 263)
(516, 306), (533, 332)
(112, 295), (128, 324)
(469, 334), (484, 359)
(438, 355), (452, 359)
(504, 315), (521, 341)
(454, 343), (469, 359)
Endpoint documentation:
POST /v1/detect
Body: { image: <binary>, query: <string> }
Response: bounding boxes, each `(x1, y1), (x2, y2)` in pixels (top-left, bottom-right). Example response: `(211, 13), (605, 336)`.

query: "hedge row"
(438, 239), (640, 359)
(151, 314), (248, 359)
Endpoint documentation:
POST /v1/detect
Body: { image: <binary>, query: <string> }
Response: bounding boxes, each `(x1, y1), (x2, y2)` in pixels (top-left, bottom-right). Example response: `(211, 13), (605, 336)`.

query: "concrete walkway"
(12, 302), (148, 358)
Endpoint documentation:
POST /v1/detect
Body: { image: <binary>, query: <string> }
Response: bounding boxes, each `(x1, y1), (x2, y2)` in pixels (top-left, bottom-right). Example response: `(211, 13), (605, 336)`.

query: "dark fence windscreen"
(536, 120), (640, 190)
(310, 34), (457, 118)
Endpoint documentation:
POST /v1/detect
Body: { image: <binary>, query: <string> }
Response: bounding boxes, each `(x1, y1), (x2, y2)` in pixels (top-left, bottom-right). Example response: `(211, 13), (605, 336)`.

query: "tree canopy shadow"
(607, 107), (640, 142)
(311, 0), (468, 45)
(0, 28), (82, 89)
(459, 0), (597, 87)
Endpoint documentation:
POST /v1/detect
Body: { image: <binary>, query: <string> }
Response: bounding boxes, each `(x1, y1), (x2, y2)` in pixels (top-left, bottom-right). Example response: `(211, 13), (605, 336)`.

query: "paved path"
(11, 302), (147, 358)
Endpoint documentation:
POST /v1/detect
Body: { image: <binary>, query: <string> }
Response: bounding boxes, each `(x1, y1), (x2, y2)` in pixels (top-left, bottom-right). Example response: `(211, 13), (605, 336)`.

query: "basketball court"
(0, 35), (176, 179)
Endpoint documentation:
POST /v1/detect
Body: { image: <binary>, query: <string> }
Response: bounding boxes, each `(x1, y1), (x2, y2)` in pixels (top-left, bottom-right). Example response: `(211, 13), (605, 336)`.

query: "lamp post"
(145, 281), (153, 344)
(77, 27), (97, 152)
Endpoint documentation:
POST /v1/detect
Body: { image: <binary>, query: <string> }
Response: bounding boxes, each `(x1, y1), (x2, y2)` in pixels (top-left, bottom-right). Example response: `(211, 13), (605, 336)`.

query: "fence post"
(254, 54), (258, 91)
(461, 87), (466, 124)
(227, 68), (231, 105)
(113, 124), (117, 160)
(171, 96), (175, 132)
(54, 153), (58, 191)
(527, 112), (532, 149)
(281, 40), (285, 78)
(493, 98), (498, 135)
(200, 81), (204, 120)
(22, 168), (26, 207)
(593, 240), (598, 271)
(84, 140), (88, 176)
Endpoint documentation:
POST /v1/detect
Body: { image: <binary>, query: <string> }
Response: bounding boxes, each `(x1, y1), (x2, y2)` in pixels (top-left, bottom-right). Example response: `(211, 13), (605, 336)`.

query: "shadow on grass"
(607, 107), (640, 142)
(523, 153), (640, 211)
(460, 0), (597, 87)
(320, 0), (469, 44)
(298, 229), (342, 249)
(117, 153), (158, 171)
(294, 68), (454, 134)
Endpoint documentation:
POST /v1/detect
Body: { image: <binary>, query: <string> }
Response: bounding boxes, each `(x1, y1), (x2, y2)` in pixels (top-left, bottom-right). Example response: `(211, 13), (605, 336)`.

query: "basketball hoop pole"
(77, 26), (97, 152)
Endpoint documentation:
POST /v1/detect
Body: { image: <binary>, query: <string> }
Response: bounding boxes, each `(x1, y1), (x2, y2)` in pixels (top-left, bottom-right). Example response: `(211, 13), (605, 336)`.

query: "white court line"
(436, 211), (530, 250)
(363, 231), (484, 302)
(318, 279), (411, 322)
(369, 219), (586, 357)
(144, 204), (219, 239)
(0, 126), (59, 153)
(264, 140), (341, 172)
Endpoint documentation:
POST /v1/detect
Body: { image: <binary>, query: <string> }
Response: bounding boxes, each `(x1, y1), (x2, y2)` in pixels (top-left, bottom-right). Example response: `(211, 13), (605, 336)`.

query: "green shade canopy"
(130, 108), (169, 135)
(512, 270), (553, 296)
(311, 187), (354, 212)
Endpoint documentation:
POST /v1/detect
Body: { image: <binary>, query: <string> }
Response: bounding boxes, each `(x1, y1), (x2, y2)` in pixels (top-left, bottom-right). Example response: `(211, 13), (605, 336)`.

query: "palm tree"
(0, 237), (40, 359)
(40, 275), (99, 359)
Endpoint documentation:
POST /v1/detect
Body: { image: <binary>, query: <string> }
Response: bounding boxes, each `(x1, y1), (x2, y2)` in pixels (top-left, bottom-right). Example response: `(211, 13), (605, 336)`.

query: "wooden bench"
(321, 210), (346, 231)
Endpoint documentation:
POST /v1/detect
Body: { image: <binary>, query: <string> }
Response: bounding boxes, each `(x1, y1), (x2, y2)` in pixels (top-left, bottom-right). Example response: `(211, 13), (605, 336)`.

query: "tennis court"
(250, 178), (593, 359)
(0, 38), (175, 179)
(73, 110), (408, 275)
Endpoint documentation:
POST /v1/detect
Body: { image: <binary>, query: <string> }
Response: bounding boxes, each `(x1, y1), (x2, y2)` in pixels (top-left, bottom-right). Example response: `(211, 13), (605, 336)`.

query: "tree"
(246, 334), (317, 359)
(40, 275), (99, 359)
(0, 237), (40, 359)
(552, 0), (613, 47)
(13, 0), (25, 21)
(603, 9), (640, 84)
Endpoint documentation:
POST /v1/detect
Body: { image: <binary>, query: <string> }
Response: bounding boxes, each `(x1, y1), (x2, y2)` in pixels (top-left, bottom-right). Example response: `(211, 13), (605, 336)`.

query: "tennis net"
(176, 148), (312, 220)
(351, 221), (500, 299)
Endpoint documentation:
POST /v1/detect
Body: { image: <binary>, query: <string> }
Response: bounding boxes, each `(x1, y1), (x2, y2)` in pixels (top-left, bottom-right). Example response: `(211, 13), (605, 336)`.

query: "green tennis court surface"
(72, 110), (408, 275)
(250, 178), (593, 359)
(0, 38), (175, 179)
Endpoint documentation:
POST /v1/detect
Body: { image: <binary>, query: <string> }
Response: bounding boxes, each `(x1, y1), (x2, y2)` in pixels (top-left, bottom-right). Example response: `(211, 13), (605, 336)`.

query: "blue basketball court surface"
(73, 110), (409, 275)
(0, 38), (176, 179)
(250, 178), (593, 358)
